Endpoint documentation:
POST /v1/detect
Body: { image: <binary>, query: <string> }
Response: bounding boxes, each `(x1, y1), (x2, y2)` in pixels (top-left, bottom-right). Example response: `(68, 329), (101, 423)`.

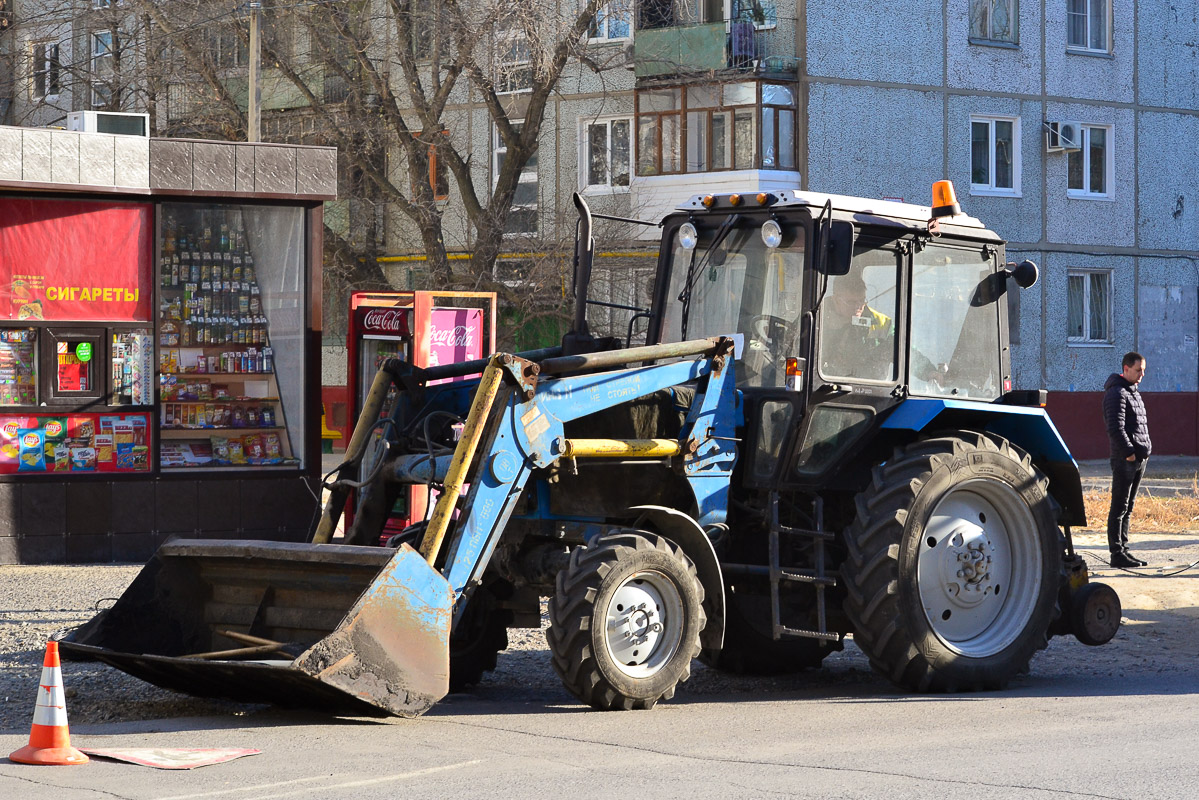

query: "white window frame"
(1066, 123), (1114, 200)
(495, 30), (532, 95)
(581, 117), (633, 193)
(91, 30), (114, 107)
(493, 122), (538, 236)
(31, 42), (61, 100)
(969, 115), (1020, 197)
(1066, 0), (1111, 53)
(1066, 269), (1112, 345)
(589, 0), (633, 42)
(970, 0), (1019, 44)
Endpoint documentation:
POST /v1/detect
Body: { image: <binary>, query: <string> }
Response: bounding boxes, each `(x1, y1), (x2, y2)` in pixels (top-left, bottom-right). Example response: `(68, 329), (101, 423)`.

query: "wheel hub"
(941, 525), (995, 607)
(604, 571), (682, 677)
(917, 481), (1041, 656)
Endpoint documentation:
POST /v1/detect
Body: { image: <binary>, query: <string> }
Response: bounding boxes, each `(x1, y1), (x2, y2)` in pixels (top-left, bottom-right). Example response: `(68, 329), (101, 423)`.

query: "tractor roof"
(675, 189), (996, 237)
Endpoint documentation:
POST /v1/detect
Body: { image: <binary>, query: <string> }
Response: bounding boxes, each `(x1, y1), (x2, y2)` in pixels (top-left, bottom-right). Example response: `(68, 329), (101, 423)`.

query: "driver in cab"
(820, 272), (894, 381)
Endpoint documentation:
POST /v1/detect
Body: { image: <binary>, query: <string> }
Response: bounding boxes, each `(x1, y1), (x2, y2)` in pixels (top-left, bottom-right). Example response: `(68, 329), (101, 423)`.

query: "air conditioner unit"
(1045, 121), (1082, 153)
(66, 110), (149, 137)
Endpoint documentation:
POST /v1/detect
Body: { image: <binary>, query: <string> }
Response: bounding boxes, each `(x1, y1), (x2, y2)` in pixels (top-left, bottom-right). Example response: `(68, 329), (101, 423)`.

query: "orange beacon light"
(931, 180), (962, 218)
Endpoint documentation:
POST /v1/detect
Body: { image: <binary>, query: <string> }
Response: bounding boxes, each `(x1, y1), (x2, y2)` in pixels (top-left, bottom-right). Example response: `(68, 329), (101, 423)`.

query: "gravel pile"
(0, 565), (264, 734)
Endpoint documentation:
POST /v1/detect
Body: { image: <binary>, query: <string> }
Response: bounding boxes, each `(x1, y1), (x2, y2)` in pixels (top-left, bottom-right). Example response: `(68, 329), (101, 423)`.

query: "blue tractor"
(60, 182), (1117, 715)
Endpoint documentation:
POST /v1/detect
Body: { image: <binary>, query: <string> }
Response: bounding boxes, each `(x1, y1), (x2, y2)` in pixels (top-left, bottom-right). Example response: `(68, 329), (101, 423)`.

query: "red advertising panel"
(356, 306), (411, 337)
(0, 412), (151, 474)
(0, 198), (153, 322)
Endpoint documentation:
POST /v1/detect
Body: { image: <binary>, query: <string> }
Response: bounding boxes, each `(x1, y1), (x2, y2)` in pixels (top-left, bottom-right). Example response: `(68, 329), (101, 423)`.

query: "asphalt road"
(1, 653), (1196, 799)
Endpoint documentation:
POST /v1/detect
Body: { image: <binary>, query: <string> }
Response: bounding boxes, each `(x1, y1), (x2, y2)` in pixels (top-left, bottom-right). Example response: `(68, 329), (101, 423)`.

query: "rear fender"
(880, 398), (1086, 527)
(629, 505), (725, 652)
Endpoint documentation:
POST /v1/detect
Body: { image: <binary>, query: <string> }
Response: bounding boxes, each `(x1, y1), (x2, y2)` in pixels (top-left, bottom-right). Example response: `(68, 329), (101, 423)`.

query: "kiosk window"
(40, 328), (104, 405)
(0, 329), (38, 406)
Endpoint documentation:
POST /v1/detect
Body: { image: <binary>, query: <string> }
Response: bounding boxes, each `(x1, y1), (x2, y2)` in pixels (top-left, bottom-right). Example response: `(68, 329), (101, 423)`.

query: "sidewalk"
(1076, 455), (1199, 480)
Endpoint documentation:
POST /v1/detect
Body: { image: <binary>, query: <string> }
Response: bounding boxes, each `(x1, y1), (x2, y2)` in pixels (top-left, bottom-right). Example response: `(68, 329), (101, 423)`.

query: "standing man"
(1103, 352), (1151, 568)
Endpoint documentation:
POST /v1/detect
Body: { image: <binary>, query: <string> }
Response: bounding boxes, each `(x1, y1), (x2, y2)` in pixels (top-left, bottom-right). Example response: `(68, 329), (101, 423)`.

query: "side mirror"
(816, 220), (855, 276)
(1004, 259), (1038, 289)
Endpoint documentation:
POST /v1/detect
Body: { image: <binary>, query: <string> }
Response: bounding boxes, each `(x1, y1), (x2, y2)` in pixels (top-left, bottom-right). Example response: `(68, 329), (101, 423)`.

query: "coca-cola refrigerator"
(345, 291), (496, 537)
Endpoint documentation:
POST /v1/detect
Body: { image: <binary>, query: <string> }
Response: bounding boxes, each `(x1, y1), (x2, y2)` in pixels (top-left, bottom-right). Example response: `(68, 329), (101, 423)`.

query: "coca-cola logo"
(429, 325), (475, 348)
(361, 308), (409, 334)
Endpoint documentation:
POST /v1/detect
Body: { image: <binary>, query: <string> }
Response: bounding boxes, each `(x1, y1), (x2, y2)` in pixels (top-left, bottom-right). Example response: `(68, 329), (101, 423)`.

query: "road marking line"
(156, 759), (482, 800)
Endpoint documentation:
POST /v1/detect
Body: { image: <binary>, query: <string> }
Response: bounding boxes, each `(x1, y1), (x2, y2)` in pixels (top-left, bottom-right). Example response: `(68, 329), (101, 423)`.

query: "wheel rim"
(603, 570), (684, 679)
(916, 478), (1043, 657)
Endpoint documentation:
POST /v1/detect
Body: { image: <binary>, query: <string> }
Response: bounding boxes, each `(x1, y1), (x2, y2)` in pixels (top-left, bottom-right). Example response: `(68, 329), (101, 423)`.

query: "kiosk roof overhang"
(0, 125), (337, 202)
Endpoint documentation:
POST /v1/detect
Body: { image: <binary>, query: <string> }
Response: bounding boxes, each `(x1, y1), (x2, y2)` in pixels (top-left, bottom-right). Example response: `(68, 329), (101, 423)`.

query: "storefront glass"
(158, 203), (306, 470)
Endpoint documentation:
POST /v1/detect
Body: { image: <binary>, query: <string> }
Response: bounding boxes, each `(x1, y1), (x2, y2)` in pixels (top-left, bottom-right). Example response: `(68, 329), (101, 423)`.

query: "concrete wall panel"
(806, 0), (943, 85)
(948, 96), (1044, 244)
(1137, 2), (1199, 110)
(806, 84), (942, 201)
(1137, 111), (1199, 250)
(1043, 104), (1135, 247)
(1044, 0), (1134, 102)
(946, 0), (1042, 95)
(1041, 251), (1131, 392)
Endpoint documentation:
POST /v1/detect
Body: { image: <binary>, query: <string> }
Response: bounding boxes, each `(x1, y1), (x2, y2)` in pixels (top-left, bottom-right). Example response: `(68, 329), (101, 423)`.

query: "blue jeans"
(1107, 457), (1147, 553)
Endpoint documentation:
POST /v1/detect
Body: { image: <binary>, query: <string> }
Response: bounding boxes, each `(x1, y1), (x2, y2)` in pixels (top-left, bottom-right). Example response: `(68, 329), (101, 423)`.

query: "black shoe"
(1126, 551), (1148, 566)
(1110, 551), (1143, 569)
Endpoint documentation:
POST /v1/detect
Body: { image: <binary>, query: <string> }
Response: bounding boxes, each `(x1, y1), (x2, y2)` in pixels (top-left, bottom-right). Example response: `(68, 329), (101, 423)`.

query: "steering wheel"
(749, 315), (791, 353)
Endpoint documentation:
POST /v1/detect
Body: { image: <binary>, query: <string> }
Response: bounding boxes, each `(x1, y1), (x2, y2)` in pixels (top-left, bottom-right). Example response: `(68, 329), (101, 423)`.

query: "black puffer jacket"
(1103, 372), (1152, 460)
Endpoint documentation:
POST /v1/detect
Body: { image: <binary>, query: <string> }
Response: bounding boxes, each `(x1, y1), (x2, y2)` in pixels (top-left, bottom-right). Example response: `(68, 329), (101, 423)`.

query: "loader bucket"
(58, 539), (454, 718)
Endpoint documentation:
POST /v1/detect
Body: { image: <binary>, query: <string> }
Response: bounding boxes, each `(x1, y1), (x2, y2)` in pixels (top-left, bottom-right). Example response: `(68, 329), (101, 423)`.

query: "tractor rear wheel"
(548, 530), (705, 710)
(841, 432), (1060, 691)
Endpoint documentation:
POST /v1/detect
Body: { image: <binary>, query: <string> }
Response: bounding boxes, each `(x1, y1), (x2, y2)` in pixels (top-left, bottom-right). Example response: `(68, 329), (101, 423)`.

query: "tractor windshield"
(908, 243), (1003, 400)
(660, 217), (806, 387)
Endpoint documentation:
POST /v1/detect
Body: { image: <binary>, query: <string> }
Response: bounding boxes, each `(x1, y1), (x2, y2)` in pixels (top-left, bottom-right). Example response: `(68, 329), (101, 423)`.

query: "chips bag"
(17, 429), (46, 472)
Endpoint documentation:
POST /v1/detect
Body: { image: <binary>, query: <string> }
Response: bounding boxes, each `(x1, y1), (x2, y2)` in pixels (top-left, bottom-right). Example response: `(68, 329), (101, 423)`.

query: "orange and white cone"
(9, 641), (88, 766)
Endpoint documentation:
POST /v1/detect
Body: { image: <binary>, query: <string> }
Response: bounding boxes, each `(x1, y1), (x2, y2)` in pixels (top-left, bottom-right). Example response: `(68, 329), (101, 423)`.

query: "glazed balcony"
(633, 17), (800, 79)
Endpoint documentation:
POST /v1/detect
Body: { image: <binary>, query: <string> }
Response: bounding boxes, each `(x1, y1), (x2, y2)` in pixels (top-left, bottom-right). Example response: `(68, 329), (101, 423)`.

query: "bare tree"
(141, 0), (615, 344)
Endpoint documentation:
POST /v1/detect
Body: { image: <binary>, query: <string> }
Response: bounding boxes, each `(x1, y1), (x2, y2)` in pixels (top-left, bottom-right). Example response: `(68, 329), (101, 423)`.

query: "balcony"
(633, 17), (800, 79)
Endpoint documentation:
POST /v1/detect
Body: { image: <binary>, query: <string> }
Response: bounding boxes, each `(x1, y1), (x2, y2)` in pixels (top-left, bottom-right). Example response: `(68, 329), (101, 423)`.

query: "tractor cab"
(648, 185), (1026, 488)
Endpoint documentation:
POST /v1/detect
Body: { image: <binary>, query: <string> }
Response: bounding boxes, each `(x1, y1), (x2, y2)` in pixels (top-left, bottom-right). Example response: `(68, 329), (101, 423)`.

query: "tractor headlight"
(678, 222), (698, 251)
(761, 219), (782, 249)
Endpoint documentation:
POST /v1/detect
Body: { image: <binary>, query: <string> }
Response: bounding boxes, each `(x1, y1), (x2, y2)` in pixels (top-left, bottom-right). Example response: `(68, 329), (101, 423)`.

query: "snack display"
(157, 207), (294, 469)
(0, 413), (152, 474)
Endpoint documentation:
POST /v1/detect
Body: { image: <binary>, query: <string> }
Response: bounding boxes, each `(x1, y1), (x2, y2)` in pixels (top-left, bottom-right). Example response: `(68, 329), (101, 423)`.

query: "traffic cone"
(9, 641), (88, 766)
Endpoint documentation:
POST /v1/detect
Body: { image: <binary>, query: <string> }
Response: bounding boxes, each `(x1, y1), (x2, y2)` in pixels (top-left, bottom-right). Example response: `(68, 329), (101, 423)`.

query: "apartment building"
(4, 1), (1197, 455)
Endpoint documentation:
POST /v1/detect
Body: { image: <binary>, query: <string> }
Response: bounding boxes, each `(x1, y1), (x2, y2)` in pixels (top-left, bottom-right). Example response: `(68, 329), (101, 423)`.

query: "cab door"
(788, 236), (908, 482)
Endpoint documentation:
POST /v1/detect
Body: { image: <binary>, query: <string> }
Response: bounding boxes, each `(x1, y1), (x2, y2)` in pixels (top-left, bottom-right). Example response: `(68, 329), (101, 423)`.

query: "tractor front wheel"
(548, 530), (705, 710)
(842, 432), (1060, 691)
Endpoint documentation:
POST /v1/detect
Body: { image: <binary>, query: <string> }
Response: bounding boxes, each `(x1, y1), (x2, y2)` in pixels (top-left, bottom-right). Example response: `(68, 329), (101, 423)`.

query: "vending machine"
(345, 291), (496, 536)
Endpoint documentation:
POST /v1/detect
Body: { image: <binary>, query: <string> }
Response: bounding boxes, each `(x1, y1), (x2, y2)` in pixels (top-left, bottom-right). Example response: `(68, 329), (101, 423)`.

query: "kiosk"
(0, 125), (335, 563)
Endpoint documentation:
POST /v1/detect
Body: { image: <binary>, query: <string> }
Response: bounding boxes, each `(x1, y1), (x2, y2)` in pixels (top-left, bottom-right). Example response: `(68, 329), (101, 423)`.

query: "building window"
(496, 31), (532, 94)
(734, 0), (778, 29)
(638, 81), (796, 176)
(1067, 270), (1111, 343)
(32, 43), (61, 100)
(91, 31), (114, 108)
(970, 0), (1018, 43)
(590, 0), (632, 41)
(208, 27), (247, 69)
(409, 1), (439, 59)
(1067, 0), (1109, 53)
(1067, 124), (1112, 198)
(584, 119), (632, 190)
(494, 123), (538, 235)
(970, 116), (1019, 195)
